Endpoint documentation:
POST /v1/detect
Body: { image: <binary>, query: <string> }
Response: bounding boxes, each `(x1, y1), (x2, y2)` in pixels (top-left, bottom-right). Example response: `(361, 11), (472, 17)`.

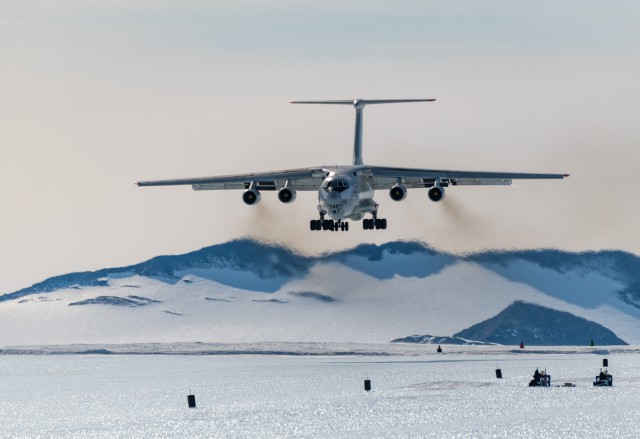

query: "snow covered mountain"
(2, 239), (639, 346)
(452, 300), (626, 345)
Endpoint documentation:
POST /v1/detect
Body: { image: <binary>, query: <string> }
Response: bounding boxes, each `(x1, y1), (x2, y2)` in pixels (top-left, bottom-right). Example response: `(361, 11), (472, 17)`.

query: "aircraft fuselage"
(318, 167), (376, 221)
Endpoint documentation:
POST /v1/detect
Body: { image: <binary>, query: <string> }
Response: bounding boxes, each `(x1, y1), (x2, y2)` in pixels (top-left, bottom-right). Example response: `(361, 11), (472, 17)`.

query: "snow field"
(0, 351), (638, 438)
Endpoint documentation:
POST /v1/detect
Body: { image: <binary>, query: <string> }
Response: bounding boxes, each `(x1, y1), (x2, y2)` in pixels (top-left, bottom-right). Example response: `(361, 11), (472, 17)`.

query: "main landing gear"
(362, 218), (387, 230)
(309, 218), (349, 232)
(362, 211), (387, 230)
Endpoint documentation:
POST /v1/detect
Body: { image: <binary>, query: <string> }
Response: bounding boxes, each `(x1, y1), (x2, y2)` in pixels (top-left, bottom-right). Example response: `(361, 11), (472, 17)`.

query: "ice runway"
(0, 347), (638, 438)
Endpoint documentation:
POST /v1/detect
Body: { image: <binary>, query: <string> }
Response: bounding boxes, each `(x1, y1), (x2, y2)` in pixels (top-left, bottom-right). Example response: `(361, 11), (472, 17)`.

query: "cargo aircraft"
(137, 99), (568, 232)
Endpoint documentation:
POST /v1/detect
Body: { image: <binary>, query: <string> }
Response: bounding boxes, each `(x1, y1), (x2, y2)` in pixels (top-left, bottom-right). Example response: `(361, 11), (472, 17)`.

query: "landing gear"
(310, 209), (385, 232)
(363, 213), (387, 230)
(363, 218), (387, 230)
(309, 217), (349, 232)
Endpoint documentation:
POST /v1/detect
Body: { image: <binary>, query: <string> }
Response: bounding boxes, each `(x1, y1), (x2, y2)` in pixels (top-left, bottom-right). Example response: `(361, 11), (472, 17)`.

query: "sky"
(2, 0), (640, 294)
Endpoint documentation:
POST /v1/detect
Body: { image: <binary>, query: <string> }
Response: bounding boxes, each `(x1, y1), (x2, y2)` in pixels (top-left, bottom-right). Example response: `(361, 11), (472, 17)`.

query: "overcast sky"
(2, 0), (640, 293)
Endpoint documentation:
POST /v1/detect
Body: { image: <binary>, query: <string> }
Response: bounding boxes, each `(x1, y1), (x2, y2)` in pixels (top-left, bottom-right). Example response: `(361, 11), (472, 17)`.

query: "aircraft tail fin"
(290, 99), (435, 165)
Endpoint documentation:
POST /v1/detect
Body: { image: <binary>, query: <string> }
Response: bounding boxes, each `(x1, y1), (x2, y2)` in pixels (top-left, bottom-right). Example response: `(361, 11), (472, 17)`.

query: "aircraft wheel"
(381, 219), (387, 229)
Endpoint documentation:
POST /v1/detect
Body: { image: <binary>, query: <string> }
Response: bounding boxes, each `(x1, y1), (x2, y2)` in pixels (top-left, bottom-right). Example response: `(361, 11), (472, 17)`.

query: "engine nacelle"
(242, 188), (261, 205)
(428, 185), (445, 202)
(389, 184), (407, 201)
(278, 187), (297, 203)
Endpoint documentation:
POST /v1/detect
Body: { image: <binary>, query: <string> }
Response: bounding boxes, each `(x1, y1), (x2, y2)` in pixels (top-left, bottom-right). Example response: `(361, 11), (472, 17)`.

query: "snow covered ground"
(1, 345), (639, 438)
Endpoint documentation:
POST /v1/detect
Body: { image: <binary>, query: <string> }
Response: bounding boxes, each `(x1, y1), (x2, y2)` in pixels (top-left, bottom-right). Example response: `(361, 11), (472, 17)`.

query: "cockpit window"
(322, 179), (351, 193)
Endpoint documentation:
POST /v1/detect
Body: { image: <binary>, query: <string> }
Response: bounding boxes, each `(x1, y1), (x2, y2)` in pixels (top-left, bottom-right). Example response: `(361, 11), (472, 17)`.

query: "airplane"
(137, 99), (568, 232)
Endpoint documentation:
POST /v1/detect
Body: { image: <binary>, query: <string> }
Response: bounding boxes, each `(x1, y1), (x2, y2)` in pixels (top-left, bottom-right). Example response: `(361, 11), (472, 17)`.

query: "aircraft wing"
(136, 167), (328, 191)
(365, 166), (569, 189)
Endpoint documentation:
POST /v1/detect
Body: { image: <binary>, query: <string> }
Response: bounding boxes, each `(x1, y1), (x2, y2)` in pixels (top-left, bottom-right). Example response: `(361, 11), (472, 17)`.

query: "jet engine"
(428, 185), (445, 202)
(389, 184), (407, 201)
(278, 187), (297, 203)
(242, 188), (261, 205)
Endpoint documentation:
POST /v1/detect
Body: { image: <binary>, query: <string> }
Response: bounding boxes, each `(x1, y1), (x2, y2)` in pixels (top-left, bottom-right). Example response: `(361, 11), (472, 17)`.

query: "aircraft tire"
(322, 220), (332, 230)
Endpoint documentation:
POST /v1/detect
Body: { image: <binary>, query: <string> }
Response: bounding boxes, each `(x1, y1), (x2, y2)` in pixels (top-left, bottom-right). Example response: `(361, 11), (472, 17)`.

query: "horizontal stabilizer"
(290, 99), (435, 105)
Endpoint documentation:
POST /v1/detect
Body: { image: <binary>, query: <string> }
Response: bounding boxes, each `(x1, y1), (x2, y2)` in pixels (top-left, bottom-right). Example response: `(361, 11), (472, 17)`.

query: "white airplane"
(137, 99), (568, 232)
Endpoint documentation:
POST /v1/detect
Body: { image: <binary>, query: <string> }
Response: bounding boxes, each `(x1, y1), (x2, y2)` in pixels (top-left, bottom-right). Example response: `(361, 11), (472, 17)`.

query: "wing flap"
(367, 166), (567, 190)
(452, 178), (512, 186)
(137, 168), (327, 191)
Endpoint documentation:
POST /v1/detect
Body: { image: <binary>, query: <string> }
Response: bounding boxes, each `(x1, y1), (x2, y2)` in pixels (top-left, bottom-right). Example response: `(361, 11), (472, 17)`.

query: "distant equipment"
(187, 393), (196, 408)
(529, 369), (551, 387)
(594, 370), (613, 387)
(595, 358), (613, 386)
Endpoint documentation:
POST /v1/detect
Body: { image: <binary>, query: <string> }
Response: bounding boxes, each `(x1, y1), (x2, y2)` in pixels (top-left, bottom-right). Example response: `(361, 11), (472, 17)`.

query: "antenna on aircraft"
(289, 99), (436, 166)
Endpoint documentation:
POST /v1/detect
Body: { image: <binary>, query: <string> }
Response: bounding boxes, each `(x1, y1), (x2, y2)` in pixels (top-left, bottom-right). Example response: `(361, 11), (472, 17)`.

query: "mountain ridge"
(7, 238), (640, 304)
(2, 238), (640, 346)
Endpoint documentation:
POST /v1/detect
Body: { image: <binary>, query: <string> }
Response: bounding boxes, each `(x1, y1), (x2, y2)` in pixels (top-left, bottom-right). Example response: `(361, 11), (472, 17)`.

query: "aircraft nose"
(326, 191), (344, 216)
(328, 191), (342, 202)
